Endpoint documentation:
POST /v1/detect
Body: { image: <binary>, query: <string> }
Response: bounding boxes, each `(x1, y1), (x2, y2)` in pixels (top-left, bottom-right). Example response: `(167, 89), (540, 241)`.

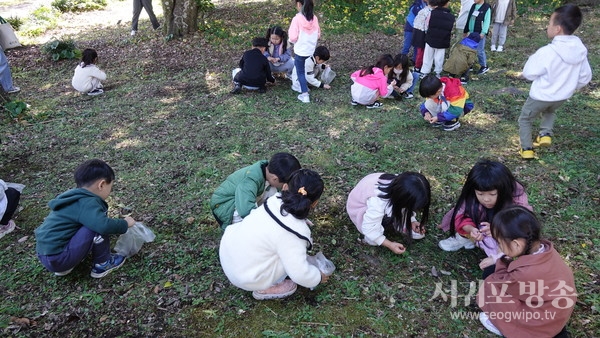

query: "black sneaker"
(404, 92), (414, 99)
(443, 120), (461, 131)
(351, 100), (358, 106)
(230, 83), (241, 94)
(90, 254), (126, 278)
(87, 88), (104, 96)
(366, 101), (383, 109)
(460, 77), (468, 85)
(477, 67), (489, 75)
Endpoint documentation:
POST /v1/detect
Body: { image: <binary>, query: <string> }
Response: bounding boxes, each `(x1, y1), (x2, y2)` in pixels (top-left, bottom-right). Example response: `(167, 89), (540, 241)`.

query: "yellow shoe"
(533, 135), (552, 147)
(519, 148), (535, 159)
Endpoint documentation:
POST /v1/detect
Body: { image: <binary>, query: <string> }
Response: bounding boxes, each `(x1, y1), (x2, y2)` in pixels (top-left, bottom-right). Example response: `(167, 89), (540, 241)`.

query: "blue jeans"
(401, 30), (413, 55)
(38, 226), (111, 272)
(0, 47), (16, 92)
(477, 36), (487, 67)
(294, 55), (309, 93)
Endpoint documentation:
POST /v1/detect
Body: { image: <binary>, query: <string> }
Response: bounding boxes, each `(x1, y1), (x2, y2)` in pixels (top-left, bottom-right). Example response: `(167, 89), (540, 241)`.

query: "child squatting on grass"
(210, 152), (301, 230)
(231, 37), (276, 94)
(291, 45), (336, 93)
(263, 25), (295, 78)
(517, 3), (592, 160)
(72, 48), (106, 96)
(477, 206), (577, 337)
(346, 172), (431, 254)
(387, 54), (414, 100)
(437, 160), (532, 277)
(219, 169), (330, 300)
(419, 74), (474, 132)
(35, 159), (136, 278)
(350, 54), (396, 109)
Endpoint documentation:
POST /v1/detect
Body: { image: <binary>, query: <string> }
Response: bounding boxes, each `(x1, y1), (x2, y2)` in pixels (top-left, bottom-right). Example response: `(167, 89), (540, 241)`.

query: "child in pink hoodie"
(350, 54), (395, 109)
(289, 0), (320, 103)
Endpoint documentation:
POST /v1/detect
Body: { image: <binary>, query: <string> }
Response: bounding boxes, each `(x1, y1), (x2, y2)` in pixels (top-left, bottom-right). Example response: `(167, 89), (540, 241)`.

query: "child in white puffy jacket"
(72, 48), (106, 96)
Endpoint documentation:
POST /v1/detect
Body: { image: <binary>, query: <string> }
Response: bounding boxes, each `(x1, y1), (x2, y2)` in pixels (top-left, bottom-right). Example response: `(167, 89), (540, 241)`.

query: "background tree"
(161, 0), (214, 37)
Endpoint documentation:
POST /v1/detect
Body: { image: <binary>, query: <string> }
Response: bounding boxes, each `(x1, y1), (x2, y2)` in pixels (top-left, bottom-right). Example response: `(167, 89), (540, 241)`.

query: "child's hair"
(419, 74), (443, 98)
(314, 46), (330, 61)
(279, 169), (324, 219)
(389, 53), (410, 84)
(378, 172), (431, 241)
(265, 26), (289, 54)
(553, 4), (582, 35)
(428, 0), (439, 6)
(436, 0), (449, 6)
(491, 206), (541, 258)
(251, 37), (269, 48)
(74, 159), (115, 188)
(449, 160), (524, 235)
(295, 0), (314, 21)
(81, 48), (98, 68)
(360, 54), (394, 77)
(267, 152), (301, 183)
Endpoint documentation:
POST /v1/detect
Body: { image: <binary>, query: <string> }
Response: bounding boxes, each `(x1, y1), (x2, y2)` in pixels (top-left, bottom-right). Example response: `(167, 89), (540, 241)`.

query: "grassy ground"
(1, 0), (599, 337)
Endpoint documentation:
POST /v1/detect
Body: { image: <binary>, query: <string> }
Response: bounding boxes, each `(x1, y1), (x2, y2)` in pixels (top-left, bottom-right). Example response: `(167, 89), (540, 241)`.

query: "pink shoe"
(0, 220), (16, 239)
(252, 279), (297, 300)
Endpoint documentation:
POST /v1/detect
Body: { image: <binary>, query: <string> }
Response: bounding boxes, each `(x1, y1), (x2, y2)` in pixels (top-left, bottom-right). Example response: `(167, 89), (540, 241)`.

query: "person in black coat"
(420, 0), (455, 77)
(231, 37), (276, 94)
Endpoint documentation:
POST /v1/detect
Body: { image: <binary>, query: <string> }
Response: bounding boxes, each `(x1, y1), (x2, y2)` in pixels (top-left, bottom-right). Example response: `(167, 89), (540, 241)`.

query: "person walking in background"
(489, 0), (517, 52)
(131, 0), (160, 36)
(0, 46), (20, 94)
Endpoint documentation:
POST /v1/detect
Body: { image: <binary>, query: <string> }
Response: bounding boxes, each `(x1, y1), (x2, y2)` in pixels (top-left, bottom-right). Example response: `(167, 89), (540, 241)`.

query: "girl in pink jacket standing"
(289, 0), (320, 103)
(350, 54), (396, 109)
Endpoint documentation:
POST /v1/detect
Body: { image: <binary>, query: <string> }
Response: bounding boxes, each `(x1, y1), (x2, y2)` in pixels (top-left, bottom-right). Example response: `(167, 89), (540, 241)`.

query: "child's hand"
(125, 216), (136, 227)
(383, 239), (406, 254)
(320, 271), (330, 284)
(423, 112), (433, 121)
(411, 221), (425, 235)
(428, 116), (439, 123)
(323, 84), (331, 89)
(480, 222), (491, 236)
(470, 227), (484, 242)
(479, 257), (495, 270)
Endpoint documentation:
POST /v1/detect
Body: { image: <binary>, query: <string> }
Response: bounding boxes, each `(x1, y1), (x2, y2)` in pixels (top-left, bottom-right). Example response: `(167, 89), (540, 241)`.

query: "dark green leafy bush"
(51, 0), (107, 13)
(41, 39), (81, 61)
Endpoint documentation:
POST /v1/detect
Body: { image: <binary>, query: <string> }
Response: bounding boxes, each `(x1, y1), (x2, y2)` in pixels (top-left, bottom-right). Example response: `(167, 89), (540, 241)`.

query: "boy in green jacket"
(35, 159), (136, 278)
(210, 153), (301, 229)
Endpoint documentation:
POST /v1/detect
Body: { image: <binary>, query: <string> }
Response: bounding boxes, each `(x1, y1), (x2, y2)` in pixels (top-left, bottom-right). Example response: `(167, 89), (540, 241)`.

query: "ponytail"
(297, 0), (314, 21)
(279, 169), (324, 219)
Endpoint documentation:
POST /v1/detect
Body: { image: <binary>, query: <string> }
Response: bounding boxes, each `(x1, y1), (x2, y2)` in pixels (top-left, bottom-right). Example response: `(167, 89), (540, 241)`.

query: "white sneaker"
(491, 45), (497, 52)
(298, 93), (310, 103)
(438, 233), (475, 251)
(0, 220), (16, 239)
(7, 86), (20, 94)
(55, 267), (74, 276)
(479, 312), (502, 336)
(412, 230), (425, 240)
(497, 45), (504, 52)
(130, 30), (137, 36)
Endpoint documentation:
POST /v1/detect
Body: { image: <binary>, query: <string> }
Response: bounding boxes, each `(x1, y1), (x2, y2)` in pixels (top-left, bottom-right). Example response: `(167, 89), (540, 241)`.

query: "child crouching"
(419, 74), (474, 131)
(291, 46), (336, 93)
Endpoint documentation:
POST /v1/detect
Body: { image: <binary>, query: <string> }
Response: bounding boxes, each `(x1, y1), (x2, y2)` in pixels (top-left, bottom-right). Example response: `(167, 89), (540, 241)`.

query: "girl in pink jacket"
(350, 54), (395, 108)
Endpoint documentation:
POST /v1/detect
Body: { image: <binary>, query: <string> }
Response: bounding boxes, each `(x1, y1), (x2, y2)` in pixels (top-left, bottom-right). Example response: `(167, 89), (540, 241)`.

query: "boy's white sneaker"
(497, 45), (504, 52)
(298, 93), (310, 103)
(491, 45), (497, 51)
(438, 233), (475, 251)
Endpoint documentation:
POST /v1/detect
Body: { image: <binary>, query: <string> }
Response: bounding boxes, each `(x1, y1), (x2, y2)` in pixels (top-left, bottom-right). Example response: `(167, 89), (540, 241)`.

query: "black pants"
(1, 187), (20, 225)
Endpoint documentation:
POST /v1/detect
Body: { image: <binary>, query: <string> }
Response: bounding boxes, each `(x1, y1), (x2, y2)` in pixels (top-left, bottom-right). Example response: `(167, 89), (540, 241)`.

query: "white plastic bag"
(114, 222), (156, 258)
(307, 251), (335, 276)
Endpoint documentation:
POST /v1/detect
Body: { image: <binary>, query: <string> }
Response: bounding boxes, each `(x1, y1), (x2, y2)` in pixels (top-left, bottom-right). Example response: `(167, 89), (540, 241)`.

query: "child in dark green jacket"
(35, 159), (136, 278)
(210, 153), (301, 229)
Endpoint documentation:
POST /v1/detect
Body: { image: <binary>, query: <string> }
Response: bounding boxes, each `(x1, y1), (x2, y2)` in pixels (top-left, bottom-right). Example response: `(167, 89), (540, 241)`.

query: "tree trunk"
(162, 0), (199, 37)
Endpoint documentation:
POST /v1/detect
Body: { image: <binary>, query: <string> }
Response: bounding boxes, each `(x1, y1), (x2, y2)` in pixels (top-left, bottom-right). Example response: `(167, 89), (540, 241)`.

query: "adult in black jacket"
(421, 0), (455, 76)
(231, 37), (276, 94)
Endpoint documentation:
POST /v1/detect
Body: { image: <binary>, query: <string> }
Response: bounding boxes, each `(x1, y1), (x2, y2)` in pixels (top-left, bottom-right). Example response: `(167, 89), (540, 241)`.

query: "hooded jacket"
(350, 67), (394, 105)
(210, 160), (268, 229)
(288, 12), (320, 57)
(35, 188), (128, 256)
(523, 35), (592, 102)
